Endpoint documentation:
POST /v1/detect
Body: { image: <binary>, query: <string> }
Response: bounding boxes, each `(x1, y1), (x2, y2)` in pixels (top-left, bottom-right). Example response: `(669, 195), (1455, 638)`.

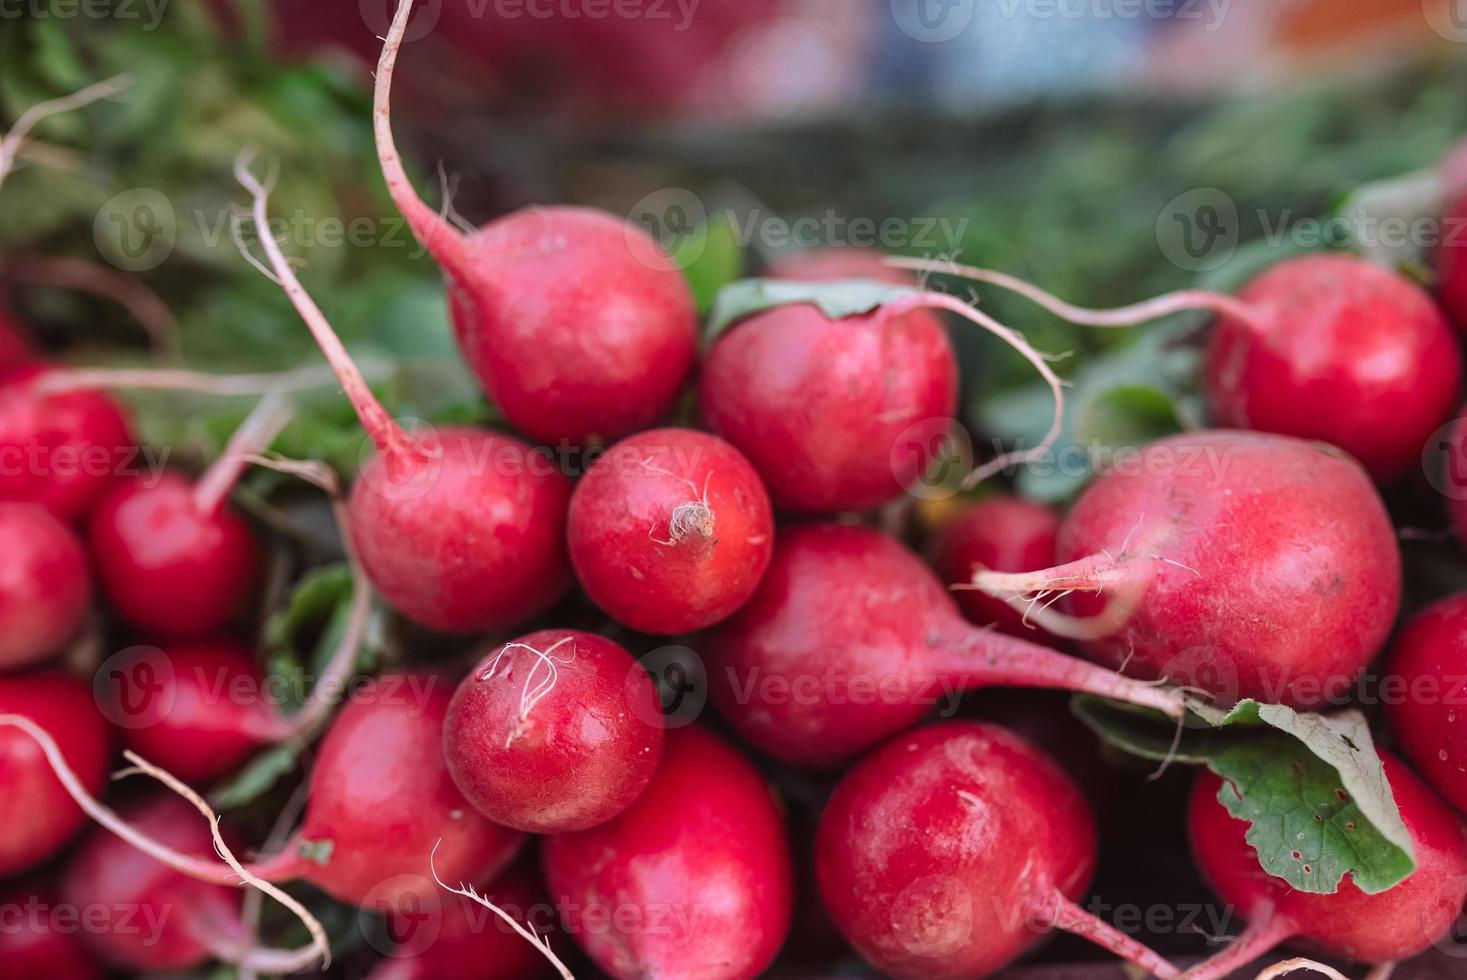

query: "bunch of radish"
(8, 7), (1467, 980)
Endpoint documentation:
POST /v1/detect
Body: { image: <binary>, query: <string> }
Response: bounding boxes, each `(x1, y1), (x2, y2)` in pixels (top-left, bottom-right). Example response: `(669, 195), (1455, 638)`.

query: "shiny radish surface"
(932, 494), (1060, 637)
(0, 673), (112, 876)
(88, 472), (258, 638)
(542, 725), (794, 980)
(444, 629), (664, 833)
(1205, 254), (1461, 480)
(705, 523), (1185, 768)
(567, 428), (774, 634)
(816, 722), (1179, 980)
(1185, 760), (1467, 978)
(0, 883), (104, 980)
(700, 299), (958, 514)
(0, 502), (91, 670)
(0, 364), (134, 521)
(1384, 593), (1467, 813)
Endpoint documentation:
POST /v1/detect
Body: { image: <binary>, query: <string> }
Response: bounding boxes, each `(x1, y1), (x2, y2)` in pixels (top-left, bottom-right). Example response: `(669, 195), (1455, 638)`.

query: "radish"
(816, 721), (1180, 979)
(769, 247), (923, 286)
(0, 364), (135, 521)
(0, 502), (90, 670)
(1440, 190), (1467, 331)
(542, 725), (794, 980)
(0, 306), (34, 369)
(963, 430), (1400, 709)
(235, 159), (573, 633)
(0, 883), (104, 980)
(894, 253), (1463, 481)
(567, 428), (774, 634)
(367, 857), (560, 980)
(95, 640), (278, 785)
(704, 522), (1186, 768)
(931, 494), (1060, 637)
(0, 673), (111, 876)
(1383, 594), (1467, 813)
(700, 296), (959, 514)
(1183, 759), (1467, 979)
(444, 629), (664, 833)
(372, 0), (697, 445)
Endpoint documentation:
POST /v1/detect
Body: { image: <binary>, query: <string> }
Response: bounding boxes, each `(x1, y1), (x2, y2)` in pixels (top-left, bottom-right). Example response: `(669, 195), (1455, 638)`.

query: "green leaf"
(1074, 697), (1415, 894)
(706, 278), (916, 344)
(674, 214), (745, 314)
(264, 564), (356, 686)
(209, 744), (302, 811)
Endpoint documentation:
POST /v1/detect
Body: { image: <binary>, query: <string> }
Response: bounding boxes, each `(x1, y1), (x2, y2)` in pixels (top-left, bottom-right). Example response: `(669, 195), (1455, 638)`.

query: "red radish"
(932, 494), (1060, 637)
(964, 430), (1400, 709)
(366, 857), (560, 980)
(444, 629), (663, 833)
(0, 364), (134, 520)
(1383, 594), (1467, 813)
(60, 795), (244, 972)
(1184, 759), (1467, 979)
(85, 392), (286, 638)
(769, 247), (923, 286)
(373, 0), (697, 445)
(893, 253), (1463, 481)
(0, 883), (104, 980)
(0, 502), (90, 670)
(705, 523), (1185, 768)
(87, 473), (259, 637)
(816, 722), (1180, 980)
(1205, 254), (1460, 479)
(95, 640), (277, 784)
(567, 428), (774, 633)
(542, 725), (794, 980)
(0, 673), (111, 876)
(235, 159), (573, 633)
(1439, 191), (1467, 331)
(700, 297), (958, 514)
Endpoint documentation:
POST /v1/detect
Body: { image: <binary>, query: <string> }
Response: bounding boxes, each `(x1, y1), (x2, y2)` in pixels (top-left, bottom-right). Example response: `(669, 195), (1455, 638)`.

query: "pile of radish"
(6, 4), (1467, 980)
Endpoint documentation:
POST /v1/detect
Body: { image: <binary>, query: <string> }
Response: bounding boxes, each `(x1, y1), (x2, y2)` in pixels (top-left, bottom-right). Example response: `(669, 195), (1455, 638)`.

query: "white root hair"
(480, 635), (577, 746)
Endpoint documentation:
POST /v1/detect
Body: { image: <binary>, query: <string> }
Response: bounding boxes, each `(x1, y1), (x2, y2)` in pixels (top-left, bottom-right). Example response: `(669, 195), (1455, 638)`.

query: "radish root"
(32, 362), (389, 398)
(1039, 891), (1180, 979)
(480, 635), (577, 747)
(428, 840), (576, 980)
(887, 255), (1270, 334)
(1252, 959), (1351, 980)
(192, 389), (294, 516)
(0, 75), (131, 192)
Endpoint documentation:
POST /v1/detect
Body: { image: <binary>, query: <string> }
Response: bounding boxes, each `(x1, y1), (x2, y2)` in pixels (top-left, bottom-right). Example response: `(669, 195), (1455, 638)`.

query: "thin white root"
(32, 362), (390, 398)
(648, 472), (716, 548)
(117, 750), (330, 974)
(5, 255), (180, 360)
(481, 636), (577, 745)
(0, 75), (131, 192)
(429, 841), (575, 980)
(891, 290), (1067, 489)
(237, 781), (312, 980)
(192, 390), (295, 516)
(886, 255), (1268, 333)
(1362, 963), (1396, 980)
(1252, 958), (1350, 980)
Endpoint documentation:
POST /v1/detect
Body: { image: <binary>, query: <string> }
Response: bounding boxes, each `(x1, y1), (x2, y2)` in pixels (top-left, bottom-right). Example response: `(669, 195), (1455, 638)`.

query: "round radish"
(816, 722), (1179, 980)
(94, 640), (276, 785)
(0, 364), (134, 521)
(60, 794), (242, 972)
(769, 247), (922, 286)
(700, 298), (958, 514)
(235, 161), (573, 634)
(567, 428), (774, 634)
(444, 629), (664, 833)
(0, 672), (111, 876)
(0, 883), (104, 980)
(87, 472), (258, 638)
(1184, 759), (1467, 979)
(1440, 191), (1467, 331)
(968, 430), (1400, 709)
(252, 672), (525, 906)
(1384, 593), (1467, 813)
(705, 523), (1186, 768)
(542, 725), (793, 980)
(1205, 254), (1461, 479)
(0, 502), (90, 670)
(931, 494), (1060, 637)
(374, 1), (696, 446)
